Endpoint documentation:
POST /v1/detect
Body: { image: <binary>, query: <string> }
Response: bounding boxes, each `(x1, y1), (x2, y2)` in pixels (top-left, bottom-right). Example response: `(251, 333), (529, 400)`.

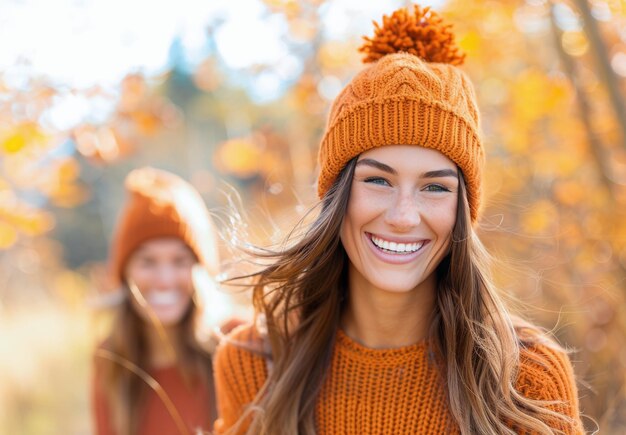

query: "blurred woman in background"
(92, 167), (224, 435)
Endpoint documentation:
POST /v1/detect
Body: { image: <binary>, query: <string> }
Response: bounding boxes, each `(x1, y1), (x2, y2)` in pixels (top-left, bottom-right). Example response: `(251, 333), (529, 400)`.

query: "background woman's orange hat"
(110, 167), (220, 284)
(317, 5), (484, 222)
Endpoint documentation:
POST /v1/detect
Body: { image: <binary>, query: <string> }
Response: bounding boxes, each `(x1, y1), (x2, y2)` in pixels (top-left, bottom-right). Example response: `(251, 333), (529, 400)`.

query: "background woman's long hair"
(234, 157), (574, 435)
(95, 291), (215, 435)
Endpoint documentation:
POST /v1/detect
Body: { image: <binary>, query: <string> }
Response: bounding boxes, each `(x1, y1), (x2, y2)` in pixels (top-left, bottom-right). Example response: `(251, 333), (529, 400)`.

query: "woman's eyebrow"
(356, 159), (457, 179)
(356, 158), (397, 174)
(422, 169), (458, 179)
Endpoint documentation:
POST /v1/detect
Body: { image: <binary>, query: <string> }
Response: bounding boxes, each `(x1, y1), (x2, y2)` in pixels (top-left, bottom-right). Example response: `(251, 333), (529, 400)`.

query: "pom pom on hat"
(359, 5), (465, 65)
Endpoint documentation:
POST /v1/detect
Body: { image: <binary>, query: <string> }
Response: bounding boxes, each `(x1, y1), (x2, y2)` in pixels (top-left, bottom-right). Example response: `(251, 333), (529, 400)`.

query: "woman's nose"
(153, 265), (178, 287)
(384, 192), (422, 231)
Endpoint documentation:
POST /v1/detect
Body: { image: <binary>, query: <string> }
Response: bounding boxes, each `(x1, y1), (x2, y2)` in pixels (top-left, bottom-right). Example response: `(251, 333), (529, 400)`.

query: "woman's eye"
(364, 177), (390, 186)
(424, 184), (450, 192)
(174, 257), (194, 268)
(139, 258), (156, 268)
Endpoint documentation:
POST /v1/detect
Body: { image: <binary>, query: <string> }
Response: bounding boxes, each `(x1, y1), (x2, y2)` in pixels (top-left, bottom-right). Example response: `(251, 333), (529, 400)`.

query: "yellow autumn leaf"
(1, 122), (49, 154)
(1, 133), (27, 154)
(0, 220), (17, 249)
(511, 70), (568, 124)
(0, 188), (55, 236)
(562, 31), (589, 57)
(12, 210), (55, 236)
(214, 138), (262, 179)
(553, 180), (585, 206)
(50, 183), (90, 208)
(521, 200), (558, 234)
(57, 158), (80, 183)
(502, 129), (530, 153)
(54, 270), (89, 308)
(458, 30), (481, 55)
(318, 41), (353, 70)
(532, 149), (582, 178)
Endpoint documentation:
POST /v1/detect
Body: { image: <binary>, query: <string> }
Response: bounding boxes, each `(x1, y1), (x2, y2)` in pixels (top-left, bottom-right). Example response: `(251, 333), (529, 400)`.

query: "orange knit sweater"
(214, 325), (584, 434)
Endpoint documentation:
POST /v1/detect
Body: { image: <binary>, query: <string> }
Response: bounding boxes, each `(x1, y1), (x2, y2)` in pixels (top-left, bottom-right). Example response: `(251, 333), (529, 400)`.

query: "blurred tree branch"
(548, 0), (616, 197)
(572, 0), (626, 152)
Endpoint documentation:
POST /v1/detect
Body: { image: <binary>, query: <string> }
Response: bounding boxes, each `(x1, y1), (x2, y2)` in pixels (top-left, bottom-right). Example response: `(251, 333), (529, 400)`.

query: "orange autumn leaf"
(214, 138), (263, 179)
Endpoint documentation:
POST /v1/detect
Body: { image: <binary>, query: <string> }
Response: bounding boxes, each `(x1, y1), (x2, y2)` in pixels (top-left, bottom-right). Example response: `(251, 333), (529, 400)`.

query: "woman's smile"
(366, 232), (431, 264)
(145, 289), (185, 307)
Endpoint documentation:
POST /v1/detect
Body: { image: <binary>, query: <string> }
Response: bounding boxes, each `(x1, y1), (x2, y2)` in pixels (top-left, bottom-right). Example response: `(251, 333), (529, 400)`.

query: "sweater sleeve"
(213, 324), (269, 435)
(516, 342), (584, 434)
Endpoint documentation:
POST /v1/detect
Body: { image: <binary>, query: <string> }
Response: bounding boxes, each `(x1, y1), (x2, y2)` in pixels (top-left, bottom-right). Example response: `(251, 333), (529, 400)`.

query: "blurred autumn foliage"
(1, 0), (625, 433)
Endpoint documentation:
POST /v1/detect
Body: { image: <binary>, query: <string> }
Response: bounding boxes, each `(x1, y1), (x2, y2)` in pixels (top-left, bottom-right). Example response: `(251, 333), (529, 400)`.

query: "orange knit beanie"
(317, 5), (484, 222)
(110, 167), (220, 284)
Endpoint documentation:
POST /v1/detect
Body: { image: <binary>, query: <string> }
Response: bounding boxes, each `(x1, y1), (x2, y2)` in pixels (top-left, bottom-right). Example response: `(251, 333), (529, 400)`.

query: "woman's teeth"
(370, 235), (425, 254)
(147, 290), (182, 306)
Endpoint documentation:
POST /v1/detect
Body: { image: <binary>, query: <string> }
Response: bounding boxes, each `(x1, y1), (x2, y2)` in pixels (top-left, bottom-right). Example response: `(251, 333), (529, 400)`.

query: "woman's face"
(340, 145), (458, 294)
(125, 238), (197, 327)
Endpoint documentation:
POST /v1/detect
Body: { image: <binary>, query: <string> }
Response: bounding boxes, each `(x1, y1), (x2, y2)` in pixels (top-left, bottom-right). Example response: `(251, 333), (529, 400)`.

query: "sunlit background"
(1, 0), (625, 432)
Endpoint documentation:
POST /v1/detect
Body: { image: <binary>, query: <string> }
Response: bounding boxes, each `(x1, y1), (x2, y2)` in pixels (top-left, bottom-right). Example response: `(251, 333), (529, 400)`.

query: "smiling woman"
(91, 167), (221, 435)
(213, 5), (584, 435)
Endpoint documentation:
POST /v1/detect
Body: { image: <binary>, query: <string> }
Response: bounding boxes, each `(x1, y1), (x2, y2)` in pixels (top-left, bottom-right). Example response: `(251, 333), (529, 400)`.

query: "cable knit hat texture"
(110, 167), (219, 284)
(317, 6), (484, 222)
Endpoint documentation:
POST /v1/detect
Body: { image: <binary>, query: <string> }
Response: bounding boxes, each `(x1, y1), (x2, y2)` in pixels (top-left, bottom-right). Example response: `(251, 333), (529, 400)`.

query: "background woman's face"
(125, 238), (196, 327)
(340, 145), (458, 294)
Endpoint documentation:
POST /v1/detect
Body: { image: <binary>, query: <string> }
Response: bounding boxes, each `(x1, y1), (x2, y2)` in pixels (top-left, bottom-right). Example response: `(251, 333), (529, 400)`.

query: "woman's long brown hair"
(95, 291), (215, 435)
(231, 157), (575, 434)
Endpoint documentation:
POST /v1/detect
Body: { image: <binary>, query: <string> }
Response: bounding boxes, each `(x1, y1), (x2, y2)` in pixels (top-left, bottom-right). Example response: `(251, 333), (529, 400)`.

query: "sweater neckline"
(149, 364), (180, 375)
(336, 328), (429, 360)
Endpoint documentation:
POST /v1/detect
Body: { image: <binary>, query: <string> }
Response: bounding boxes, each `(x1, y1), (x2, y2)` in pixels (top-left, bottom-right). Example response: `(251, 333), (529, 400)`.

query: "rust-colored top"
(92, 365), (213, 435)
(214, 325), (584, 434)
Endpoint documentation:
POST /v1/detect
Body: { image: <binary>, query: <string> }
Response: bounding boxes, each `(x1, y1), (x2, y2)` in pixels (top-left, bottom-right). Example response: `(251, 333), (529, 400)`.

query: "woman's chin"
(367, 280), (420, 294)
(140, 304), (189, 327)
(364, 272), (431, 294)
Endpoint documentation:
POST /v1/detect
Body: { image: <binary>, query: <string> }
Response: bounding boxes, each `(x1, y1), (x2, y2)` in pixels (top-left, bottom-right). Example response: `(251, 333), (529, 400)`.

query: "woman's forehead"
(357, 145), (457, 170)
(133, 238), (193, 256)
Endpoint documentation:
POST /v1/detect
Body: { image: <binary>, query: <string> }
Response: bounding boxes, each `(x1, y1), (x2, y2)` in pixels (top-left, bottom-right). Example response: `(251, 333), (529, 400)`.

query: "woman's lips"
(370, 234), (425, 253)
(146, 290), (183, 307)
(365, 232), (430, 264)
